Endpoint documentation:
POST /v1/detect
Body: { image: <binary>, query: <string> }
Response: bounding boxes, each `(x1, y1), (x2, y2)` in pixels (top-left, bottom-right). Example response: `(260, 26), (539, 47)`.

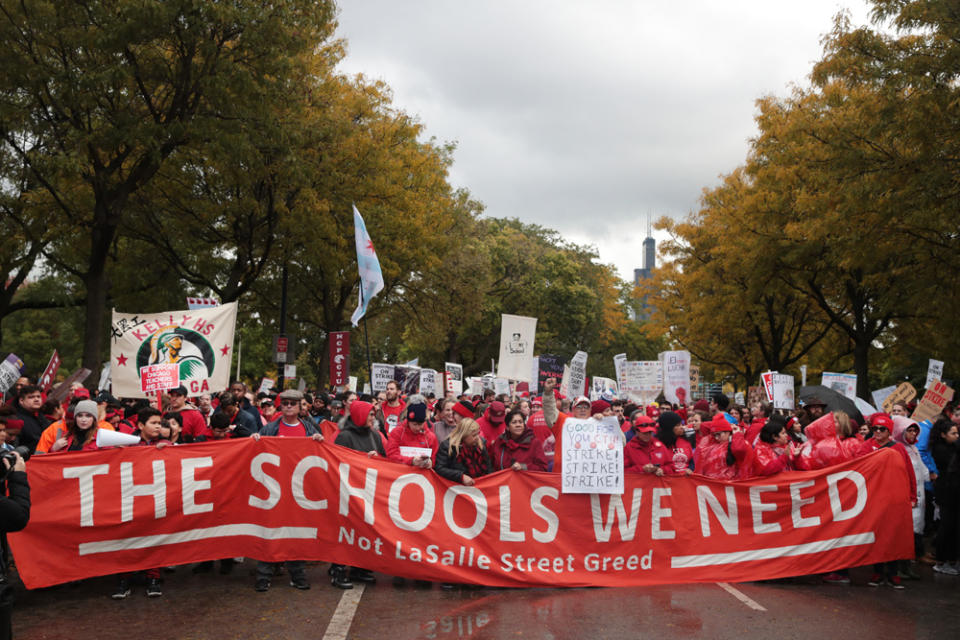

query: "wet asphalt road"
(10, 560), (960, 640)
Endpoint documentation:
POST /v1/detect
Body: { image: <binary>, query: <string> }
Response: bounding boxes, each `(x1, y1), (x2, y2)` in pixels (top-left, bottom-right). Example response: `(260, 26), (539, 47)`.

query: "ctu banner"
(10, 442), (913, 589)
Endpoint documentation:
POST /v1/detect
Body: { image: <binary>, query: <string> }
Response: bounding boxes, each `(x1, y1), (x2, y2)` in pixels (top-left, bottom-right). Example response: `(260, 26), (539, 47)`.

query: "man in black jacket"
(0, 450), (29, 640)
(12, 386), (48, 455)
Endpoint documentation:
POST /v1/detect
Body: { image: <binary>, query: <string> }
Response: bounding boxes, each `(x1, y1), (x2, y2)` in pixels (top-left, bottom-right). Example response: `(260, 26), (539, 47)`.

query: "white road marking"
(323, 583), (366, 640)
(716, 582), (767, 611)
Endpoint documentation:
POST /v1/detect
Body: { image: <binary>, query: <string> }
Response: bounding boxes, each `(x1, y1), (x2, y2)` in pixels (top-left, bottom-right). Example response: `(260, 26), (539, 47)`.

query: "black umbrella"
(798, 385), (864, 425)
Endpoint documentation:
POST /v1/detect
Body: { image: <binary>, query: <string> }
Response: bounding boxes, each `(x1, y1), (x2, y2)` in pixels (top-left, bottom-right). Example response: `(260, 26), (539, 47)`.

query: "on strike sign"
(561, 418), (624, 494)
(139, 364), (179, 393)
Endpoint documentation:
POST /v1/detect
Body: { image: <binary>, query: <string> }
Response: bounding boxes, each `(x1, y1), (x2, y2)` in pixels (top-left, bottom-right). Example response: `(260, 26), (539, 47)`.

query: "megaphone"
(96, 429), (142, 448)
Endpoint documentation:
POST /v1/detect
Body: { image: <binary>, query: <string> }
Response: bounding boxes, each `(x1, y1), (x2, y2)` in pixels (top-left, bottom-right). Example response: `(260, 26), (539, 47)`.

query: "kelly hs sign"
(10, 444), (912, 590)
(329, 332), (350, 387)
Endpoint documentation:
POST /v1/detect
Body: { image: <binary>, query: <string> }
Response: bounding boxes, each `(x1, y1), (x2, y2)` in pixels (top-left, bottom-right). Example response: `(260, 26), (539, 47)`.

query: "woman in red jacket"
(624, 415), (670, 475)
(655, 411), (694, 476)
(694, 416), (753, 480)
(491, 409), (548, 471)
(751, 420), (796, 477)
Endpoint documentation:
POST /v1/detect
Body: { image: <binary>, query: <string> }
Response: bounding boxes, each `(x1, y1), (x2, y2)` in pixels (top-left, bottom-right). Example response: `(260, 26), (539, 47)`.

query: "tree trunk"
(853, 336), (870, 398)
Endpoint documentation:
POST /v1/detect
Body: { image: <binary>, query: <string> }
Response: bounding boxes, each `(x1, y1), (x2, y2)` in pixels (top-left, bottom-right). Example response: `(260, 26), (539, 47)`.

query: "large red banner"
(10, 442), (913, 589)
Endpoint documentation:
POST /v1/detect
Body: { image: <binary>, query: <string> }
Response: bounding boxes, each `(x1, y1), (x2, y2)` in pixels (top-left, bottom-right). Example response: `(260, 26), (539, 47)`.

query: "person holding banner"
(490, 409), (548, 472)
(624, 416), (669, 476)
(435, 418), (492, 486)
(751, 421), (795, 477)
(44, 400), (108, 453)
(655, 412), (694, 476)
(386, 403), (438, 469)
(331, 400), (385, 589)
(694, 415), (753, 480)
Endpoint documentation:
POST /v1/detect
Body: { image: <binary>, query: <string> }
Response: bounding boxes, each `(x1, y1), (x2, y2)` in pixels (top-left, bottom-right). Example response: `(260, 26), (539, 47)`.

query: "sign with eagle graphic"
(109, 302), (238, 398)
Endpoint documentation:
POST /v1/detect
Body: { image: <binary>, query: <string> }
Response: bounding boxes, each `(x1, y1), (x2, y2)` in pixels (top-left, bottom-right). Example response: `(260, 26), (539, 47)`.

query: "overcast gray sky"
(334, 1), (873, 281)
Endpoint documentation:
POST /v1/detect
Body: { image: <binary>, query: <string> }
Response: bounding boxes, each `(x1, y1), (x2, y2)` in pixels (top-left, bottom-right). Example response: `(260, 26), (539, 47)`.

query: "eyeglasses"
(280, 400), (299, 406)
(873, 426), (889, 432)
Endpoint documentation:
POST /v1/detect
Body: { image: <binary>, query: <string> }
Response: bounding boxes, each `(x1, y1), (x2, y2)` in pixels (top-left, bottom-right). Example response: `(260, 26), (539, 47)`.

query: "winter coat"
(695, 432), (753, 480)
(477, 413), (506, 444)
(334, 418), (386, 455)
(435, 437), (493, 483)
(624, 436), (670, 473)
(490, 427), (548, 471)
(661, 438), (694, 475)
(386, 423), (439, 465)
(14, 402), (51, 454)
(893, 416), (929, 534)
(751, 440), (790, 477)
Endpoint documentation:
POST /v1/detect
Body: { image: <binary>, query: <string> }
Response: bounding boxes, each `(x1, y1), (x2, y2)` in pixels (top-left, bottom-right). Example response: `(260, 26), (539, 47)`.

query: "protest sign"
(821, 372), (857, 400)
(621, 361), (662, 405)
(47, 368), (92, 404)
(911, 381), (955, 423)
(139, 363), (179, 394)
(882, 382), (916, 414)
(297, 378), (307, 392)
(399, 446), (433, 459)
(420, 369), (438, 396)
(735, 392), (745, 406)
(0, 354), (25, 394)
(613, 353), (627, 388)
(537, 355), (565, 393)
(559, 365), (572, 398)
(926, 359), (945, 390)
(772, 374), (795, 410)
(494, 378), (511, 397)
(11, 441), (912, 590)
(349, 376), (358, 393)
(689, 365), (700, 394)
(468, 377), (483, 396)
(530, 357), (539, 390)
(97, 362), (111, 392)
(329, 331), (350, 387)
(560, 418), (624, 494)
(761, 372), (775, 402)
(38, 350), (61, 393)
(396, 365), (421, 395)
(498, 314), (537, 382)
(660, 350), (691, 406)
(444, 363), (463, 396)
(590, 377), (618, 401)
(283, 365), (296, 380)
(747, 386), (764, 408)
(371, 363), (395, 392)
(257, 378), (275, 394)
(567, 351), (588, 398)
(110, 302), (237, 397)
(800, 364), (808, 387)
(871, 386), (897, 411)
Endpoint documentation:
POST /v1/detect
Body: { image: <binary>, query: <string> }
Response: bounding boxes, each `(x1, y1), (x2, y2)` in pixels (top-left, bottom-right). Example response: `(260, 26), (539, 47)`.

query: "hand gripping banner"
(10, 442), (913, 589)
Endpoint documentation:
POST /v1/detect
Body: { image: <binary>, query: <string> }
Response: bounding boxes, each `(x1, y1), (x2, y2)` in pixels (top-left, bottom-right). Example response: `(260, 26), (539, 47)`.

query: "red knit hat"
(349, 401), (374, 427)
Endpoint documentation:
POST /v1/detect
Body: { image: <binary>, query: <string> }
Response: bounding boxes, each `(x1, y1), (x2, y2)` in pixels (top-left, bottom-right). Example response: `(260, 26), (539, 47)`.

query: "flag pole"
(359, 280), (374, 393)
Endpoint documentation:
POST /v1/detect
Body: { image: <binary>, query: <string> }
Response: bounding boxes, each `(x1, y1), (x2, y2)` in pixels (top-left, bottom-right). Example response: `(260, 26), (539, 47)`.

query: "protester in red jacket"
(624, 416), (670, 475)
(386, 403), (439, 468)
(491, 409), (548, 471)
(863, 413), (917, 502)
(694, 415), (753, 480)
(655, 411), (694, 476)
(477, 401), (507, 443)
(751, 420), (797, 477)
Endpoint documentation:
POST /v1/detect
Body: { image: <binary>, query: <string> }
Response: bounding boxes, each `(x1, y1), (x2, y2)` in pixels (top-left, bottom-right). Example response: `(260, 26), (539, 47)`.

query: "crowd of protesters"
(2, 372), (959, 596)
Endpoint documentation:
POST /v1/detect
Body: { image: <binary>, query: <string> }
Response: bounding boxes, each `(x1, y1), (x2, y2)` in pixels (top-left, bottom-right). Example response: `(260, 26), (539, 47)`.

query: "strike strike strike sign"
(11, 442), (912, 589)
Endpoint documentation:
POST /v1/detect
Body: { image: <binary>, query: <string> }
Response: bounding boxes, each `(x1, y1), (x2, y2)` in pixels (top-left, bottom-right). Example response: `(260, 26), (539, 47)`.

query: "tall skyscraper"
(634, 216), (656, 286)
